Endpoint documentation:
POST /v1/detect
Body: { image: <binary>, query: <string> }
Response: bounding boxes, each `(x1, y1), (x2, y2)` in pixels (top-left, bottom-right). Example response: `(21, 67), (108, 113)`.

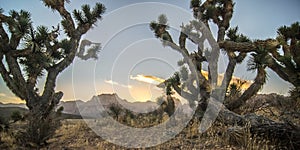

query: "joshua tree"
(0, 0), (105, 146)
(109, 104), (122, 121)
(150, 0), (264, 115)
(150, 0), (297, 116)
(220, 22), (300, 103)
(150, 0), (299, 148)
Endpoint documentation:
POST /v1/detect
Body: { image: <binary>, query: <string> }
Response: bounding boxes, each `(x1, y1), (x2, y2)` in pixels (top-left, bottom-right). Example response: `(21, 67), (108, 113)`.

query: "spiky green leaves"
(190, 0), (201, 18)
(190, 0), (201, 8)
(60, 39), (72, 54)
(35, 26), (49, 45)
(19, 51), (50, 78)
(73, 3), (106, 27)
(21, 25), (73, 77)
(170, 72), (181, 85)
(226, 27), (250, 42)
(21, 37), (56, 73)
(92, 3), (106, 19)
(150, 14), (173, 43)
(247, 46), (268, 71)
(164, 72), (181, 95)
(204, 5), (217, 19)
(200, 2), (222, 21)
(158, 14), (168, 25)
(6, 10), (32, 37)
(150, 14), (169, 37)
(42, 0), (68, 10)
(278, 22), (300, 40)
(24, 25), (50, 51)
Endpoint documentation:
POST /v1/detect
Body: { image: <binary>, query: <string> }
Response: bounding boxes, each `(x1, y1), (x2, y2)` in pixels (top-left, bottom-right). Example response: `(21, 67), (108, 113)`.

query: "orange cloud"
(130, 75), (165, 84)
(133, 72), (252, 91)
(0, 93), (24, 104)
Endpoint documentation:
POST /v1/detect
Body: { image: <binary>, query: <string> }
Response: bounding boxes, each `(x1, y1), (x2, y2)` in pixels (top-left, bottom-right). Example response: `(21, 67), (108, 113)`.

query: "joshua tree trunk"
(0, 0), (105, 146)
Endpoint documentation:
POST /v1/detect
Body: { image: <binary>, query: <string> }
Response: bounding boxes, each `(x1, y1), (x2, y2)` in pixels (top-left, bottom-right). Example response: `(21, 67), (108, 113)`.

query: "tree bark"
(209, 98), (300, 149)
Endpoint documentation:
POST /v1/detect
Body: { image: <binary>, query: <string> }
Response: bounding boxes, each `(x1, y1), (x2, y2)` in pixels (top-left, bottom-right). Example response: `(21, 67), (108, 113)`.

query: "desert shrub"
(0, 116), (9, 132)
(10, 111), (23, 123)
(108, 104), (122, 121)
(16, 111), (61, 148)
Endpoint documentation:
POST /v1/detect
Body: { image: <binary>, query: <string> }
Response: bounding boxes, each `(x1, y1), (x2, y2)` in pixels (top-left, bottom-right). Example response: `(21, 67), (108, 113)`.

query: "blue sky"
(0, 0), (299, 103)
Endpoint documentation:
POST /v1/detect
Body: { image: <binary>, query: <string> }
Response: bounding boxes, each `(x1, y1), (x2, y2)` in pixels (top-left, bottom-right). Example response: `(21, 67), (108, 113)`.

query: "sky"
(0, 0), (299, 103)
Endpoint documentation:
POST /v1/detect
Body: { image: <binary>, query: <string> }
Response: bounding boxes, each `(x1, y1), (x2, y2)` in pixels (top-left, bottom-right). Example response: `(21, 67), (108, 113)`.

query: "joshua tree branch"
(8, 48), (32, 57)
(227, 66), (267, 111)
(0, 54), (26, 100)
(220, 54), (237, 90)
(219, 40), (280, 53)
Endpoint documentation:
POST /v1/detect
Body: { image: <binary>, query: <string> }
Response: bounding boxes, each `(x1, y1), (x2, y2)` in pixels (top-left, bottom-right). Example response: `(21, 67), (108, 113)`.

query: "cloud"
(0, 92), (24, 104)
(130, 72), (252, 91)
(104, 80), (132, 89)
(130, 75), (165, 85)
(0, 93), (7, 97)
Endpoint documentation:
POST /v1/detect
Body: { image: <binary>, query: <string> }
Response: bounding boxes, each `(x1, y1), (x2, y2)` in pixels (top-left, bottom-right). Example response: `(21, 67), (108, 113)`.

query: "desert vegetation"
(0, 0), (299, 149)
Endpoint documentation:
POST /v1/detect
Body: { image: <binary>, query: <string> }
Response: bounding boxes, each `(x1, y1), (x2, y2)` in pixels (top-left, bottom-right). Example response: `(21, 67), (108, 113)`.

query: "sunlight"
(129, 84), (152, 102)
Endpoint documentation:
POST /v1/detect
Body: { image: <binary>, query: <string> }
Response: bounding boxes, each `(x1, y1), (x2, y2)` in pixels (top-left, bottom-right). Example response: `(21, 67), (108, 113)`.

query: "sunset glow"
(128, 84), (153, 102)
(201, 71), (252, 90)
(130, 75), (165, 84)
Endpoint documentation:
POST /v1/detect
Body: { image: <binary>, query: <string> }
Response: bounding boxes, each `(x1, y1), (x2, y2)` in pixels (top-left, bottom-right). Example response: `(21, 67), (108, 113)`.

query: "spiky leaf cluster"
(19, 24), (75, 78)
(73, 3), (106, 26)
(164, 72), (181, 95)
(247, 46), (269, 71)
(201, 0), (225, 20)
(170, 72), (181, 85)
(43, 0), (69, 10)
(278, 22), (300, 40)
(19, 51), (50, 77)
(150, 14), (169, 38)
(190, 0), (201, 8)
(226, 27), (250, 42)
(6, 10), (32, 37)
(180, 66), (189, 81)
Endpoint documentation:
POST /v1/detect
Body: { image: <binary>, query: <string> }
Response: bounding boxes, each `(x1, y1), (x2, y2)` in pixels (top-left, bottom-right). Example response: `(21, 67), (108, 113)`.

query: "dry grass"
(0, 118), (280, 149)
(39, 119), (275, 150)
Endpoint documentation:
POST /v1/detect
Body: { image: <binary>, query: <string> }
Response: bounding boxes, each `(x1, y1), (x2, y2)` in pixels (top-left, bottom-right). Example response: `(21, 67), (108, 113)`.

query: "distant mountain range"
(0, 93), (289, 121)
(59, 93), (188, 118)
(0, 102), (26, 108)
(0, 93), (191, 118)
